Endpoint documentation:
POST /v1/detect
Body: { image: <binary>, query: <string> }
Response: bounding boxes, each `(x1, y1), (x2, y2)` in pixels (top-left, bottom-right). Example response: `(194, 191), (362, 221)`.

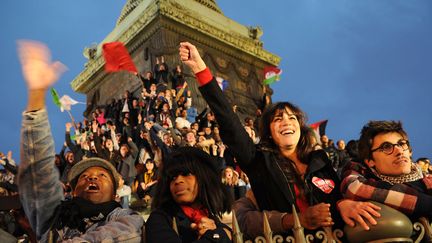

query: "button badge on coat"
(311, 176), (335, 194)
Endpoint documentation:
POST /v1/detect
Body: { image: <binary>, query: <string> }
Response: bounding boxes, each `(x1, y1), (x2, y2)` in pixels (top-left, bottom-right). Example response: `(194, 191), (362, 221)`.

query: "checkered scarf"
(374, 164), (423, 185)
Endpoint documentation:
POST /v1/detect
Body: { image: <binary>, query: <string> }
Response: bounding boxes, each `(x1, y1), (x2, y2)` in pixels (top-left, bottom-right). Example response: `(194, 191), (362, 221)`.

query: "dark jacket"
(198, 78), (343, 225)
(146, 207), (231, 243)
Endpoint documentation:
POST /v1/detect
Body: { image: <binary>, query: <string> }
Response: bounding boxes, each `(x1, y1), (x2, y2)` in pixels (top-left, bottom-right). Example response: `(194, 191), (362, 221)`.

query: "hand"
(218, 143), (225, 149)
(7, 151), (12, 161)
(140, 182), (147, 190)
(299, 203), (334, 230)
(17, 40), (67, 91)
(145, 121), (154, 131)
(179, 42), (207, 74)
(65, 122), (73, 131)
(191, 217), (216, 238)
(118, 178), (124, 189)
(166, 118), (173, 128)
(338, 200), (381, 230)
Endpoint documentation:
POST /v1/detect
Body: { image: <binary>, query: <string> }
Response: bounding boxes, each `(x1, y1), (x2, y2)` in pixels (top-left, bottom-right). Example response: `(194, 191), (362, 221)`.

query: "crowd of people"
(0, 40), (431, 242)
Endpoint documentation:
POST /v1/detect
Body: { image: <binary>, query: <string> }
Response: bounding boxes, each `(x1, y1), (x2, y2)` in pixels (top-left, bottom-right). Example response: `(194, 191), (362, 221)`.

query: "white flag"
(59, 95), (84, 112)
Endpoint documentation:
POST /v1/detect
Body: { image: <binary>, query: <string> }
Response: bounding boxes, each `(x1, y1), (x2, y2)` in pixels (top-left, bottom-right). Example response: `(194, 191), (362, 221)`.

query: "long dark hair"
(152, 147), (232, 218)
(259, 102), (315, 164)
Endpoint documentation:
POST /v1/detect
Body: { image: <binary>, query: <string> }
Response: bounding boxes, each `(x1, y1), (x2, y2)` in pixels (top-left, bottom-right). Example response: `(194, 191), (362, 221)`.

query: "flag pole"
(65, 109), (77, 129)
(133, 72), (145, 115)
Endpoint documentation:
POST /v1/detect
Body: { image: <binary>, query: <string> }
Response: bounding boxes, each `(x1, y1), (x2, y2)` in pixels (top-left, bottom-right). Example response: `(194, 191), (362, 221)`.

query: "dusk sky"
(1, 1), (431, 162)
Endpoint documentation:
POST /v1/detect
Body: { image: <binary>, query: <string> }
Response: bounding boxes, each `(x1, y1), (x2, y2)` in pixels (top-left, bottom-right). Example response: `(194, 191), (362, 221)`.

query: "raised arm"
(179, 42), (256, 168)
(127, 137), (139, 159)
(17, 40), (67, 237)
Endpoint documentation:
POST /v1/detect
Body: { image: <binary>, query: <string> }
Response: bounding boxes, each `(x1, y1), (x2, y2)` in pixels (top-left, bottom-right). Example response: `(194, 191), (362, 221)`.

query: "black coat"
(146, 206), (231, 243)
(199, 79), (343, 226)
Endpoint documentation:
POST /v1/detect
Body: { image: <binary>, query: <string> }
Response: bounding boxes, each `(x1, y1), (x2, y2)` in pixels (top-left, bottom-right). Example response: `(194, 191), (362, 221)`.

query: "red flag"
(102, 42), (137, 73)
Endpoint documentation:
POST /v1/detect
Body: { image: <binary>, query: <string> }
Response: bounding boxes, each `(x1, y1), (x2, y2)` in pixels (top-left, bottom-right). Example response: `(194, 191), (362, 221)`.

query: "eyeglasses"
(370, 140), (410, 155)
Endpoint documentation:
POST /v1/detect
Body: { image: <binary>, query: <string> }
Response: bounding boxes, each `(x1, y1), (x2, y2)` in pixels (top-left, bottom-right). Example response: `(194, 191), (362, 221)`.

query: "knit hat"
(68, 157), (121, 190)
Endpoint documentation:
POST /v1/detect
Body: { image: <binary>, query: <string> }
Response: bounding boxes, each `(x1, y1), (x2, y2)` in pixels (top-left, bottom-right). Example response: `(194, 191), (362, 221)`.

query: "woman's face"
(225, 168), (233, 179)
(191, 123), (199, 131)
(105, 139), (113, 147)
(170, 173), (198, 205)
(145, 162), (154, 171)
(270, 107), (301, 151)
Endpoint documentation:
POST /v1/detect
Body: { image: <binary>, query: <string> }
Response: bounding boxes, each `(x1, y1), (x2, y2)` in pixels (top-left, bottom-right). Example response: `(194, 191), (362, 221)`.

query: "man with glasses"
(340, 120), (432, 221)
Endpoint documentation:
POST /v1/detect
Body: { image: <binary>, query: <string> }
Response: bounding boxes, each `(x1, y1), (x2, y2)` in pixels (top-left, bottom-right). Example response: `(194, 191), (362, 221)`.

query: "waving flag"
(215, 76), (229, 91)
(51, 88), (84, 113)
(50, 88), (62, 108)
(59, 95), (85, 112)
(263, 66), (282, 85)
(102, 42), (138, 73)
(309, 120), (328, 142)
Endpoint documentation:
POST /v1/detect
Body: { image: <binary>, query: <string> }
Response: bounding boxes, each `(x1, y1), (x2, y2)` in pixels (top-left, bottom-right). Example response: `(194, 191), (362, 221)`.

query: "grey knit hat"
(68, 157), (121, 190)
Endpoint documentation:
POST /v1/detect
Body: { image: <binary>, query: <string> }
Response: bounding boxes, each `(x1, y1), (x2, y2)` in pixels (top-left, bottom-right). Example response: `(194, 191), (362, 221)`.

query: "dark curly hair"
(358, 120), (409, 162)
(152, 147), (232, 218)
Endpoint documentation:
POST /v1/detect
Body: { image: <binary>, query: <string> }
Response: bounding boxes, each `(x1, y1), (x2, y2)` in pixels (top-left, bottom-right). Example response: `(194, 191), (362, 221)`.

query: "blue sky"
(1, 1), (431, 162)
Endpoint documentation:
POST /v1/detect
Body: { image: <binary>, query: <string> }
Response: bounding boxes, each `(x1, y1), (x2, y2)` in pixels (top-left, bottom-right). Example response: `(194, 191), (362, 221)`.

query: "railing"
(167, 204), (432, 242)
(228, 205), (432, 243)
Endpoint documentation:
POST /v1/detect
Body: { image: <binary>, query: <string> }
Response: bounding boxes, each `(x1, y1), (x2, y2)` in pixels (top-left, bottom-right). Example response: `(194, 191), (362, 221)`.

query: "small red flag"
(102, 42), (138, 73)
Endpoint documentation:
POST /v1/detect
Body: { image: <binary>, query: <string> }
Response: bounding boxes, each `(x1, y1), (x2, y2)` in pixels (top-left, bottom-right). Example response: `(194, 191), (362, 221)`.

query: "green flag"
(50, 88), (61, 108)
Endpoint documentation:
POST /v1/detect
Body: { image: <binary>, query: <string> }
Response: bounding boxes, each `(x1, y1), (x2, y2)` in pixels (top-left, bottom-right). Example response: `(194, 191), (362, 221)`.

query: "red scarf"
(180, 205), (209, 224)
(294, 184), (309, 213)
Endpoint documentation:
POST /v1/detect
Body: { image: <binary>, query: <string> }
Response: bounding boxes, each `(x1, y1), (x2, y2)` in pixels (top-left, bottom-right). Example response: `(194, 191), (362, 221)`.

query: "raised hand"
(166, 117), (173, 128)
(137, 113), (142, 124)
(65, 122), (73, 132)
(178, 42), (206, 74)
(7, 151), (13, 161)
(17, 40), (67, 91)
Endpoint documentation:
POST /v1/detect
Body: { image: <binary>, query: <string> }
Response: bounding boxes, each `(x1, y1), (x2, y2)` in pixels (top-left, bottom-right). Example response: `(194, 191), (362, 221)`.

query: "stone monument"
(71, 0), (281, 119)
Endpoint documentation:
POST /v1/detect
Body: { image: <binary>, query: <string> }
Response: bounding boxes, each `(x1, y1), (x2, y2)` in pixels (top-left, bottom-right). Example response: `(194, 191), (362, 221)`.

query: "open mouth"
(85, 183), (100, 192)
(280, 129), (294, 135)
